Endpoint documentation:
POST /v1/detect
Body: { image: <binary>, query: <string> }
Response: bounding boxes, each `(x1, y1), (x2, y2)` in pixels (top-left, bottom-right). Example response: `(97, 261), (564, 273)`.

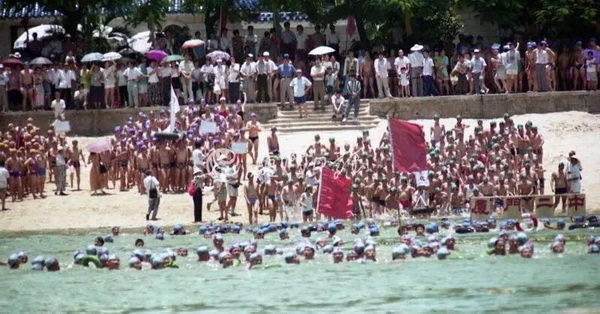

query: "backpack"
(187, 181), (197, 197)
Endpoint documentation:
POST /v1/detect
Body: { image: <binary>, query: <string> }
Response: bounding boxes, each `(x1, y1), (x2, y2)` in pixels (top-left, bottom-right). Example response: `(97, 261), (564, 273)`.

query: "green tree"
(122, 0), (170, 46)
(182, 0), (248, 38)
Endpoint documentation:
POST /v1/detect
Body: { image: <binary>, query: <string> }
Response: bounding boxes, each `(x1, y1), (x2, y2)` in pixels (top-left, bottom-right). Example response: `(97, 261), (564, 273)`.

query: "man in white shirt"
(159, 65), (172, 106)
(566, 151), (582, 193)
(263, 52), (278, 101)
(124, 61), (143, 107)
(330, 89), (345, 119)
(228, 57), (241, 101)
(0, 65), (8, 112)
(213, 59), (227, 100)
(534, 41), (554, 92)
(394, 49), (411, 77)
(255, 54), (270, 103)
(55, 147), (68, 196)
(290, 69), (312, 118)
(192, 140), (204, 174)
(327, 25), (340, 56)
(310, 57), (326, 110)
(179, 54), (195, 103)
(50, 91), (66, 119)
(409, 44), (425, 97)
(0, 160), (8, 210)
(374, 52), (392, 98)
(58, 63), (76, 109)
(505, 42), (520, 93)
(143, 169), (161, 220)
(219, 28), (232, 53)
(471, 49), (487, 94)
(422, 50), (438, 96)
(245, 25), (258, 59)
(240, 54), (256, 102)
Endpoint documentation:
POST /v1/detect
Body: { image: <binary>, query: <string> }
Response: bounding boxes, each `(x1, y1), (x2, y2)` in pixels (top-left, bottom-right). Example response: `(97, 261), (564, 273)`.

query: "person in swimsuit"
(68, 140), (85, 190)
(300, 185), (314, 222)
(5, 149), (23, 202)
(21, 63), (35, 111)
(245, 173), (259, 225)
(245, 112), (261, 165)
(360, 52), (375, 98)
(267, 126), (280, 156)
(551, 162), (569, 213)
(24, 149), (40, 199)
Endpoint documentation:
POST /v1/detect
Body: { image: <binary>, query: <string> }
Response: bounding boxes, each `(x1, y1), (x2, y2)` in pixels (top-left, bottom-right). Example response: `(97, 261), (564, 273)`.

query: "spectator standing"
(240, 54), (256, 102)
(343, 51), (359, 95)
(219, 28), (232, 54)
(268, 28), (281, 60)
(26, 32), (43, 59)
(50, 91), (65, 120)
(374, 52), (392, 98)
(116, 63), (128, 107)
(159, 63), (172, 106)
(58, 63), (76, 110)
(191, 171), (205, 222)
(232, 30), (245, 64)
(584, 51), (598, 90)
(264, 52), (277, 102)
(343, 73), (361, 122)
(147, 61), (160, 105)
(327, 25), (340, 57)
(103, 61), (116, 108)
(311, 57), (326, 110)
(471, 49), (487, 94)
(245, 26), (258, 59)
(214, 59), (227, 102)
(281, 22), (297, 60)
(394, 49), (410, 86)
(255, 54), (270, 103)
(296, 25), (308, 61)
(0, 65), (8, 112)
(55, 146), (67, 196)
(192, 31), (206, 59)
(505, 42), (520, 93)
(124, 61), (142, 108)
(534, 41), (555, 92)
(278, 54), (295, 108)
(0, 160), (8, 210)
(143, 169), (160, 220)
(422, 50), (438, 96)
(228, 57), (241, 102)
(179, 54), (195, 104)
(409, 44), (424, 97)
(290, 69), (312, 118)
(259, 31), (271, 55)
(89, 63), (104, 109)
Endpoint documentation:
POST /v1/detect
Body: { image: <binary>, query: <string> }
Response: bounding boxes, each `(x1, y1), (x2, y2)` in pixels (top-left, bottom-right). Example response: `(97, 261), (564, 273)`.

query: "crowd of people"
(3, 23), (600, 113)
(2, 217), (599, 271)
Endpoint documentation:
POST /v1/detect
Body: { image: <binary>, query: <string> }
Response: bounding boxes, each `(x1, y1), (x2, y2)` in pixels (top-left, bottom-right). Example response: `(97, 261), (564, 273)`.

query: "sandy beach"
(0, 111), (598, 232)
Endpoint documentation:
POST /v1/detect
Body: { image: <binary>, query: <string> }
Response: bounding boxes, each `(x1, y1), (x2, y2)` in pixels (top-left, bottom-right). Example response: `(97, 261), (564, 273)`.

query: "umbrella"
(583, 49), (600, 63)
(146, 50), (168, 61)
(86, 138), (112, 153)
(119, 48), (137, 56)
(13, 24), (65, 50)
(182, 39), (205, 49)
(161, 54), (184, 63)
(308, 46), (335, 56)
(129, 31), (152, 53)
(1, 58), (24, 67)
(30, 57), (52, 66)
(81, 52), (104, 63)
(206, 50), (230, 60)
(102, 52), (122, 61)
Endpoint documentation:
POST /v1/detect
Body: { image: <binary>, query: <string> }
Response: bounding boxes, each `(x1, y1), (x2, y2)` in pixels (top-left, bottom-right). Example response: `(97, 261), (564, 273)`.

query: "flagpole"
(387, 114), (395, 172)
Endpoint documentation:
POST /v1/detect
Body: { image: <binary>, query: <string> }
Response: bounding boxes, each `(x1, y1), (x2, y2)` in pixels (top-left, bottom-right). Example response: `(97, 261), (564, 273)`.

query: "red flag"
(346, 16), (356, 36)
(317, 166), (353, 219)
(389, 117), (428, 172)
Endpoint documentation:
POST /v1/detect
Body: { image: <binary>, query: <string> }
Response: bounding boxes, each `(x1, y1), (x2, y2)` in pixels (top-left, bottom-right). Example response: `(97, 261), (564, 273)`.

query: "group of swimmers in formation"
(2, 215), (599, 272)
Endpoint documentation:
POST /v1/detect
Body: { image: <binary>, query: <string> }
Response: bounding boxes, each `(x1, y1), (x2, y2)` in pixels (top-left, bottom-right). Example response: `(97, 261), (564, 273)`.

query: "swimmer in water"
(129, 257), (142, 270)
(303, 245), (316, 260)
(247, 253), (263, 269)
(332, 248), (344, 263)
(196, 246), (210, 262)
(284, 252), (300, 264)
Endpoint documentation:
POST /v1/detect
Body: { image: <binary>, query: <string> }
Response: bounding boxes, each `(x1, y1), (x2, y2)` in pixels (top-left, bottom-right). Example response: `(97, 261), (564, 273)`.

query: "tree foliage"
(122, 0), (170, 45)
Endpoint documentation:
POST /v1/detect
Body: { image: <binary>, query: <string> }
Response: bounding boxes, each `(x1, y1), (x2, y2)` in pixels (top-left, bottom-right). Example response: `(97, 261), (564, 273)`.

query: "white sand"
(0, 111), (598, 232)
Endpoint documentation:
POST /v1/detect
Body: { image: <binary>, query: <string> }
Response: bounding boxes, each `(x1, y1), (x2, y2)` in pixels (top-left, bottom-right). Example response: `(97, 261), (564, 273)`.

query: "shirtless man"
(551, 162), (569, 212)
(557, 46), (571, 91)
(494, 176), (511, 212)
(68, 140), (85, 190)
(306, 134), (324, 158)
(236, 131), (250, 182)
(21, 63), (35, 111)
(100, 150), (113, 189)
(478, 176), (495, 197)
(266, 178), (281, 222)
(572, 44), (586, 90)
(267, 126), (280, 156)
(35, 148), (47, 198)
(525, 43), (537, 92)
(174, 140), (189, 192)
(281, 178), (297, 221)
(517, 174), (535, 212)
(5, 149), (23, 201)
(385, 187), (400, 216)
(23, 150), (40, 199)
(398, 177), (415, 212)
(430, 115), (446, 142)
(114, 141), (130, 191)
(246, 113), (261, 165)
(135, 146), (151, 194)
(374, 179), (389, 215)
(449, 184), (465, 215)
(327, 138), (340, 162)
(157, 142), (172, 193)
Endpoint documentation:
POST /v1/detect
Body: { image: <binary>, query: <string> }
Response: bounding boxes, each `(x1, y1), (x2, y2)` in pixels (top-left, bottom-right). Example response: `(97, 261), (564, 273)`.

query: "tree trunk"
(356, 16), (369, 49)
(204, 7), (219, 38)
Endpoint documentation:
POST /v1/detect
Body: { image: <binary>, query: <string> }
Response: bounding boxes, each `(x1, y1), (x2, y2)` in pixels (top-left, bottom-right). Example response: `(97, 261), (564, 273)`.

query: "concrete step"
(277, 107), (370, 117)
(272, 123), (380, 133)
(269, 114), (379, 124)
(265, 119), (379, 129)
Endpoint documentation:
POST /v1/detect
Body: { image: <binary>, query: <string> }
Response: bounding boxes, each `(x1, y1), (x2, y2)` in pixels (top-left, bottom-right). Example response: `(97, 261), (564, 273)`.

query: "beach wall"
(0, 103), (278, 136)
(370, 91), (600, 119)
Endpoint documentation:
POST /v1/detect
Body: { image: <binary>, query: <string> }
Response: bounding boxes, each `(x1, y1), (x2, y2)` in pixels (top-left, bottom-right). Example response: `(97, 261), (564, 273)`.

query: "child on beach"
(299, 185), (314, 222)
(399, 67), (410, 97)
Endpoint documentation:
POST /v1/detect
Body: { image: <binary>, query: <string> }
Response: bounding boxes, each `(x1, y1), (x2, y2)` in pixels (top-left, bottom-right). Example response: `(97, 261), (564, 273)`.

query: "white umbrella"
(81, 52), (104, 63)
(129, 31), (152, 53)
(206, 50), (230, 60)
(14, 24), (65, 50)
(102, 52), (122, 61)
(308, 46), (336, 56)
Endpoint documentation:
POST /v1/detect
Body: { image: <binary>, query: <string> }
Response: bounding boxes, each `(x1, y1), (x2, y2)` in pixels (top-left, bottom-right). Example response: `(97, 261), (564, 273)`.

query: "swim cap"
(98, 247), (109, 257)
(74, 253), (85, 263)
(86, 245), (98, 256)
(7, 253), (19, 267)
(128, 257), (141, 267)
(369, 227), (380, 236)
(196, 246), (209, 256)
(103, 234), (114, 243)
(132, 249), (143, 260)
(322, 245), (334, 254)
(174, 224), (183, 234)
(31, 255), (45, 271)
(554, 234), (565, 243)
(155, 232), (165, 240)
(328, 223), (336, 234)
(108, 254), (119, 261)
(45, 257), (58, 268)
(557, 219), (566, 228)
(516, 232), (528, 246)
(284, 252), (297, 264)
(264, 245), (277, 255)
(488, 237), (499, 249)
(437, 247), (450, 260)
(249, 253), (261, 263)
(589, 244), (600, 254)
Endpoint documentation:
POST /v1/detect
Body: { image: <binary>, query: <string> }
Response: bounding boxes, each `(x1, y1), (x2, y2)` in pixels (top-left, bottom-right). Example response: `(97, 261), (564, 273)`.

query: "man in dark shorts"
(290, 69), (312, 118)
(551, 162), (569, 212)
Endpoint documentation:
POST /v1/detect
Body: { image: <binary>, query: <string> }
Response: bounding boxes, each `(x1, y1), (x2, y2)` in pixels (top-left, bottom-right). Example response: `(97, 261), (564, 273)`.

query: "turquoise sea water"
(1, 226), (599, 313)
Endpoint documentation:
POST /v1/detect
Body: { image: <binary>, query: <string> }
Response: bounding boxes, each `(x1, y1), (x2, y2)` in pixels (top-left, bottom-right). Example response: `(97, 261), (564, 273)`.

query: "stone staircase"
(263, 99), (381, 133)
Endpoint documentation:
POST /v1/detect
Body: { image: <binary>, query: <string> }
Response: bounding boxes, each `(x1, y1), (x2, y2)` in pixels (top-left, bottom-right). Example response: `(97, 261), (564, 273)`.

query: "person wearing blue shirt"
(278, 54), (296, 108)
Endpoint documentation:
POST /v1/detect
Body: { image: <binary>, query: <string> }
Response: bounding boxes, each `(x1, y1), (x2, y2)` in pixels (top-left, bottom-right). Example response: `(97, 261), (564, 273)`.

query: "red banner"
(346, 16), (356, 36)
(317, 166), (353, 219)
(389, 118), (428, 172)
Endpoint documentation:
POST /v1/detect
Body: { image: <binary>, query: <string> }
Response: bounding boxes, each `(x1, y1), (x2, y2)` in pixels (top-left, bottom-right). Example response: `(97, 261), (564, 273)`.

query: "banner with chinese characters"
(503, 197), (522, 220)
(470, 197), (492, 221)
(535, 195), (555, 218)
(567, 194), (586, 217)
